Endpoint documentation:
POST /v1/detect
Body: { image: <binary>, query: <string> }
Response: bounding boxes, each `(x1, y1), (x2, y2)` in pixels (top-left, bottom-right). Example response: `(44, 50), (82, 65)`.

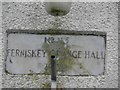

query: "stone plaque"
(6, 30), (106, 75)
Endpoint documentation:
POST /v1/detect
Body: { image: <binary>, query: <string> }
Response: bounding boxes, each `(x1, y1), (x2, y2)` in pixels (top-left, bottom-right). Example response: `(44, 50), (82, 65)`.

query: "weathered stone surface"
(2, 2), (118, 88)
(6, 33), (106, 75)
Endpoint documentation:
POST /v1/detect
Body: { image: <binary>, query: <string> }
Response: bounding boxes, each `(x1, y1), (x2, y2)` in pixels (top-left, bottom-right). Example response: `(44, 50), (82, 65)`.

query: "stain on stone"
(50, 8), (67, 16)
(9, 58), (12, 63)
(29, 70), (34, 74)
(42, 39), (75, 75)
(41, 82), (50, 88)
(41, 82), (62, 89)
(5, 70), (11, 74)
(79, 63), (83, 69)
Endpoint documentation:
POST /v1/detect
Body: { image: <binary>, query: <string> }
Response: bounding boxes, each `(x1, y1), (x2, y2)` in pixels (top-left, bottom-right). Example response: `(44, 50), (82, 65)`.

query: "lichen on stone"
(41, 82), (50, 88)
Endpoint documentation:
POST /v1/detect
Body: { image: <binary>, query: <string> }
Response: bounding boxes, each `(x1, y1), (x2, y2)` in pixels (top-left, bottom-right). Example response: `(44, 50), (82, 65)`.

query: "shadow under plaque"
(6, 29), (106, 76)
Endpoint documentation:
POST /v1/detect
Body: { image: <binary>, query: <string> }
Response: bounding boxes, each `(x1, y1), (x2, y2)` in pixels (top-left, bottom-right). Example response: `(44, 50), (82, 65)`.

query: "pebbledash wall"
(2, 1), (118, 88)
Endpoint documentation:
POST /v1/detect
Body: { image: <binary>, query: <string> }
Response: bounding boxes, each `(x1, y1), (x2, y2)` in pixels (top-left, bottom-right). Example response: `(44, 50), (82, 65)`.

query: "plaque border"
(6, 29), (106, 36)
(5, 29), (106, 76)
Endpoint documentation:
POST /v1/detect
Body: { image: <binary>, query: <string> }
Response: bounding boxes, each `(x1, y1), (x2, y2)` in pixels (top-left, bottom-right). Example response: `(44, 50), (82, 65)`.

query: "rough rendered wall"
(2, 2), (118, 88)
(118, 2), (120, 89)
(0, 1), (2, 89)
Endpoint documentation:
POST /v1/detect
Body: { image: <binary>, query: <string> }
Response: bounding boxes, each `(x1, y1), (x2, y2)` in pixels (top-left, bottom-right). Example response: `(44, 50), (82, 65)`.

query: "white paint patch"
(51, 80), (57, 89)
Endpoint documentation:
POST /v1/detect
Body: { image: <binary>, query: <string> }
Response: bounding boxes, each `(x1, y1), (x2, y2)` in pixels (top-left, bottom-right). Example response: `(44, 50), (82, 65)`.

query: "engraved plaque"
(6, 30), (106, 75)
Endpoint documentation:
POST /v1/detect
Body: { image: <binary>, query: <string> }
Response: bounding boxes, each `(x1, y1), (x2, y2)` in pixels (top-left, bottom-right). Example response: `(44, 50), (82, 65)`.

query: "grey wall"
(0, 1), (2, 89)
(2, 2), (118, 88)
(118, 2), (120, 89)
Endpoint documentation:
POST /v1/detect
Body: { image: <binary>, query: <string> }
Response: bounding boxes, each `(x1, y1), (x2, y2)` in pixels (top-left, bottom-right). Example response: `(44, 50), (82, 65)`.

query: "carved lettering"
(44, 37), (69, 44)
(7, 48), (105, 60)
(7, 49), (47, 58)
